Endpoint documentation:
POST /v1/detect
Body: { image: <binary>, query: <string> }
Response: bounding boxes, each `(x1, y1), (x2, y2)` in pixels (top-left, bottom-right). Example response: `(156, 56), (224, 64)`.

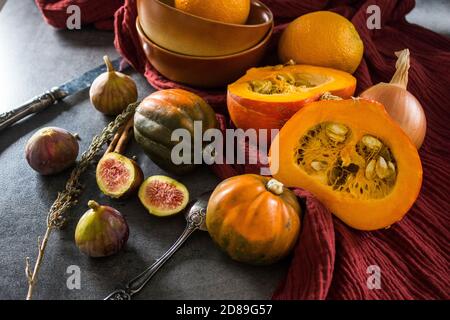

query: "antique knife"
(0, 57), (126, 132)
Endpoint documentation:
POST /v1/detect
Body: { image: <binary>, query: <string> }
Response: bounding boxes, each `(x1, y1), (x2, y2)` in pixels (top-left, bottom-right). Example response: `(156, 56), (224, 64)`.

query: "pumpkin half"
(227, 64), (356, 131)
(206, 174), (301, 265)
(269, 98), (422, 231)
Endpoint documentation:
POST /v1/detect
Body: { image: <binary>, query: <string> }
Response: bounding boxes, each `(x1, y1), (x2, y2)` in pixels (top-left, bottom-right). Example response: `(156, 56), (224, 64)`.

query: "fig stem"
(103, 55), (115, 73)
(88, 200), (101, 211)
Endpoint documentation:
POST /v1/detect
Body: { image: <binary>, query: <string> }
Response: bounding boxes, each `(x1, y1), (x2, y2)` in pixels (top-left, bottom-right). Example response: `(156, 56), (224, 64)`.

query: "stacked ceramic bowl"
(136, 0), (274, 88)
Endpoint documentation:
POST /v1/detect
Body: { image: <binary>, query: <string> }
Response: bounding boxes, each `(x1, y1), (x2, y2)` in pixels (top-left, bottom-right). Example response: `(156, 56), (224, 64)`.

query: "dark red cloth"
(38, 0), (450, 299)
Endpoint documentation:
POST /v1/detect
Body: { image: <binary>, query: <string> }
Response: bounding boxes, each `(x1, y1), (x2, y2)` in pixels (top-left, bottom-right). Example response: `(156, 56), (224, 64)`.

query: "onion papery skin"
(361, 83), (426, 149)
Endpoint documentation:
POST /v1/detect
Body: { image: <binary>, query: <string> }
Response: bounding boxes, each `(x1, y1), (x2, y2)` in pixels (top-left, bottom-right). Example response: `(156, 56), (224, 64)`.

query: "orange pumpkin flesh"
(206, 174), (301, 265)
(227, 64), (356, 130)
(269, 98), (422, 231)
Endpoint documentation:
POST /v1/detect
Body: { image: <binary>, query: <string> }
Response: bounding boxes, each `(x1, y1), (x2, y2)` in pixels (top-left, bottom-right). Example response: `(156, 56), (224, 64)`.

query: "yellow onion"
(361, 49), (426, 149)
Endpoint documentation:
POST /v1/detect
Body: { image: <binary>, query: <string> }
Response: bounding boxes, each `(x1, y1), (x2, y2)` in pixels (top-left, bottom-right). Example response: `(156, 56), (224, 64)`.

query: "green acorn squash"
(134, 89), (217, 174)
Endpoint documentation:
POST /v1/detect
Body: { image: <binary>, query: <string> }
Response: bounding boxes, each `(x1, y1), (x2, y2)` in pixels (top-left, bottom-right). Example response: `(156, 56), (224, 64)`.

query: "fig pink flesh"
(100, 158), (130, 192)
(145, 181), (185, 210)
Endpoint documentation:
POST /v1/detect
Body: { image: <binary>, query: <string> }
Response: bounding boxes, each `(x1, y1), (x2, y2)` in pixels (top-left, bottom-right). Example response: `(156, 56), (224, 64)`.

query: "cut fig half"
(138, 175), (189, 217)
(96, 152), (144, 199)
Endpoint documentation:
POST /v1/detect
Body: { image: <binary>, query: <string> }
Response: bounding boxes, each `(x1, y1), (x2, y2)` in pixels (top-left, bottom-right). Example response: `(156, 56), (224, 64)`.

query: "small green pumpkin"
(134, 89), (217, 174)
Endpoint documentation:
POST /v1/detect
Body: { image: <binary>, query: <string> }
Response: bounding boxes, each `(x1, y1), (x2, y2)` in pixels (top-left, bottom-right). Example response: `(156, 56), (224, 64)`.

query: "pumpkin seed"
(325, 123), (348, 142)
(388, 161), (396, 177)
(250, 80), (272, 94)
(365, 159), (376, 180)
(326, 123), (348, 135)
(276, 73), (295, 84)
(375, 156), (390, 179)
(311, 161), (327, 171)
(361, 135), (383, 151)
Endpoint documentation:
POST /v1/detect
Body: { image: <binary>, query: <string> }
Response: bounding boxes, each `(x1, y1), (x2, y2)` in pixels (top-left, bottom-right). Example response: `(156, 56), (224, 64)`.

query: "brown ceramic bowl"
(136, 18), (273, 88)
(137, 0), (273, 57)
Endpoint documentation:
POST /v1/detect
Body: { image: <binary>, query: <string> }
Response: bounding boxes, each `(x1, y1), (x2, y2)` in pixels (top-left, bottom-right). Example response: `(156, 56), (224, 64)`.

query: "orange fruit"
(174, 0), (250, 25)
(278, 11), (364, 74)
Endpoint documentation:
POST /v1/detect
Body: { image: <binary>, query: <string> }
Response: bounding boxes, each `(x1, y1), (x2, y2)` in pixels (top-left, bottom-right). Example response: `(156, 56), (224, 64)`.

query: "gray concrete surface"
(406, 0), (450, 36)
(0, 0), (448, 300)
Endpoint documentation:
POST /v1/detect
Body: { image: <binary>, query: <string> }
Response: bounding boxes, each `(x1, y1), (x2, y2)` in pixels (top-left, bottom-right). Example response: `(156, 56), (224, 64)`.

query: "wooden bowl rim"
(136, 17), (274, 59)
(146, 0), (274, 28)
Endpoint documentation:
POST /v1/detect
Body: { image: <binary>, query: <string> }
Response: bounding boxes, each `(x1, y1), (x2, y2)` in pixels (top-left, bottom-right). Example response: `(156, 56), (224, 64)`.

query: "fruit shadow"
(128, 229), (291, 300)
(55, 198), (152, 299)
(92, 212), (189, 298)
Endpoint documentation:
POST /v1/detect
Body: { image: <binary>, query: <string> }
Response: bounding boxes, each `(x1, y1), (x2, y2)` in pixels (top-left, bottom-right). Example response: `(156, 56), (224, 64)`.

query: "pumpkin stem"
(389, 49), (409, 89)
(320, 92), (343, 101)
(285, 59), (296, 66)
(267, 178), (284, 195)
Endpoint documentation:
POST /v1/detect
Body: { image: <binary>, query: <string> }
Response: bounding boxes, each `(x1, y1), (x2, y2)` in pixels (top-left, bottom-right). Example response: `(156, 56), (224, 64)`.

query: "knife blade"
(0, 57), (125, 132)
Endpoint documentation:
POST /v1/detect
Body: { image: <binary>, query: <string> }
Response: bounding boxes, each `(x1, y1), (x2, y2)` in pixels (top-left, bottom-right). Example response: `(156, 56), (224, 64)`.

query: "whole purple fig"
(75, 200), (129, 258)
(25, 127), (79, 175)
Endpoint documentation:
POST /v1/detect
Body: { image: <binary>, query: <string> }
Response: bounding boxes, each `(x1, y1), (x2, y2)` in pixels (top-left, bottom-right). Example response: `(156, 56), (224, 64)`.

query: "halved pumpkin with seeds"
(227, 64), (356, 131)
(269, 98), (422, 230)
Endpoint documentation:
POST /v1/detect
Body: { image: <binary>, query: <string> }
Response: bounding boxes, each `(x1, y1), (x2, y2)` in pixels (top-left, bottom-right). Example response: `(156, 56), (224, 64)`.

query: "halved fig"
(96, 152), (144, 199)
(138, 175), (189, 217)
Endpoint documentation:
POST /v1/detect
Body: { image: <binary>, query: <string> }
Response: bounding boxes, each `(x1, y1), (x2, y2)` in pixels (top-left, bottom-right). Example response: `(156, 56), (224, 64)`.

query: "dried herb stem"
(25, 102), (139, 300)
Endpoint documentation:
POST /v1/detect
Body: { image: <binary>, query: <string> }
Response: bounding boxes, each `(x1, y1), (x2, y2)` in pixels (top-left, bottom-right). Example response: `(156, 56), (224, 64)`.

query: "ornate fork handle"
(0, 87), (67, 132)
(104, 208), (206, 300)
